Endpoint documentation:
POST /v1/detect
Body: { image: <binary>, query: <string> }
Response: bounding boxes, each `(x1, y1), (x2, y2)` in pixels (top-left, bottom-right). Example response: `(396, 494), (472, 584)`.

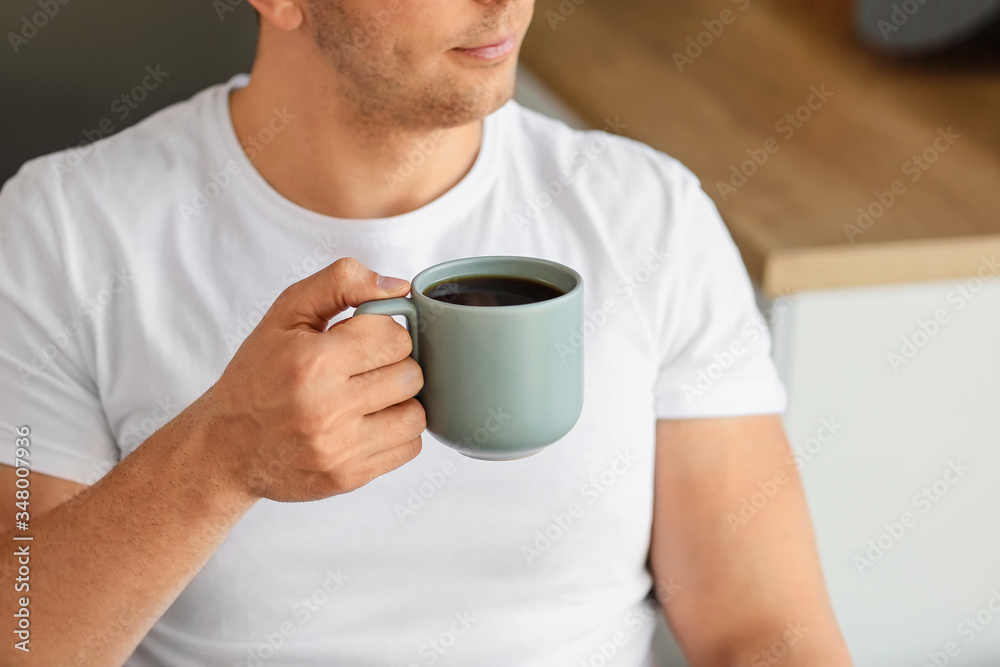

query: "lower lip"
(453, 36), (516, 62)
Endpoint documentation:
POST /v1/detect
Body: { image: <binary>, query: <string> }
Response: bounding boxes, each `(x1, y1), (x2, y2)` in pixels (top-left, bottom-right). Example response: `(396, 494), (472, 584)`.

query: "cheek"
(366, 7), (447, 61)
(522, 1), (536, 30)
(390, 0), (452, 42)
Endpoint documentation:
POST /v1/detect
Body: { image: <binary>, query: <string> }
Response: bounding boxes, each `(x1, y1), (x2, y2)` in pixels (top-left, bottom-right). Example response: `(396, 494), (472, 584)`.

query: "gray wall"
(1, 0), (259, 184)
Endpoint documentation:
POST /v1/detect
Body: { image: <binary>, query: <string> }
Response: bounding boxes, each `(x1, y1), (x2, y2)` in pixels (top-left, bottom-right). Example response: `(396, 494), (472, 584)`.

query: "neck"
(229, 52), (483, 220)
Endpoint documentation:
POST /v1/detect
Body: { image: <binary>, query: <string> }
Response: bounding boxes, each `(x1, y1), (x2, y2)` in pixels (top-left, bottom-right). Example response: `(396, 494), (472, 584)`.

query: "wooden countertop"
(520, 0), (1000, 295)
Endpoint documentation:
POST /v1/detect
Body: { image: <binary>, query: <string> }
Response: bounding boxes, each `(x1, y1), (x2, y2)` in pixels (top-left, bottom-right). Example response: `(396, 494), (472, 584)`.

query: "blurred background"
(3, 0), (999, 664)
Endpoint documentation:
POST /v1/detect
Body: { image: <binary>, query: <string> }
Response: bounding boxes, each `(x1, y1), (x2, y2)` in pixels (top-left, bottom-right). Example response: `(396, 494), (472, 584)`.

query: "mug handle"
(353, 298), (420, 362)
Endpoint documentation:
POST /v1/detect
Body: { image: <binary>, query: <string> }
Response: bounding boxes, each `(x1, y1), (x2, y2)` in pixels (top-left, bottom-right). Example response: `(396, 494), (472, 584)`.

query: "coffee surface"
(423, 275), (565, 307)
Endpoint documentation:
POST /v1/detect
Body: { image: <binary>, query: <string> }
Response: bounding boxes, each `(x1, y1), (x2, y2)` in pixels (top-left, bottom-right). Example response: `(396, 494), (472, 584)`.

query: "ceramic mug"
(353, 256), (584, 461)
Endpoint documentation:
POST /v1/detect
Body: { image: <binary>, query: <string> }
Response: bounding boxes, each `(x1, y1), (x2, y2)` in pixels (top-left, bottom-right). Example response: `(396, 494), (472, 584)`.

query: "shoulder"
(0, 79), (234, 292)
(499, 101), (712, 258)
(4, 77), (230, 208)
(502, 100), (702, 200)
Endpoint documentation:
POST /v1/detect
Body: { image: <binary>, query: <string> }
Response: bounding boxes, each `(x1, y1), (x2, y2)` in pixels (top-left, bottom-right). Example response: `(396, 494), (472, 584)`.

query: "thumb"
(272, 257), (410, 331)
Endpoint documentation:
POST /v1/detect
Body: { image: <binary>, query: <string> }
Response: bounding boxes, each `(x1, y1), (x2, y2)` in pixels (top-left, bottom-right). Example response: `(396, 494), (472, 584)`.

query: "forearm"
(0, 392), (256, 665)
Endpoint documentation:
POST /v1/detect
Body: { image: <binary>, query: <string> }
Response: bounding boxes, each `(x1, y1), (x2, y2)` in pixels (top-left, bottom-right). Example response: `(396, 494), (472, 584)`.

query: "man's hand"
(199, 256), (426, 503)
(651, 415), (852, 666)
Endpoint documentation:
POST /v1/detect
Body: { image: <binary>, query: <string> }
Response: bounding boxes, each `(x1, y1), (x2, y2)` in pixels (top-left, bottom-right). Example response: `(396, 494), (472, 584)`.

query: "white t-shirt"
(0, 73), (786, 667)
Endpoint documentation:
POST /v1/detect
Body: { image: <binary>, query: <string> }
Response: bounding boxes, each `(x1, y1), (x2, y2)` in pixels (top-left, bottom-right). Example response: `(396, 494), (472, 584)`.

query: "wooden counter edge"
(762, 234), (1000, 296)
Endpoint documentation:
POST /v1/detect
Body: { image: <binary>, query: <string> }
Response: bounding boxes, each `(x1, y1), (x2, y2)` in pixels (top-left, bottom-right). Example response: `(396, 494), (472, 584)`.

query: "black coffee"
(423, 275), (565, 307)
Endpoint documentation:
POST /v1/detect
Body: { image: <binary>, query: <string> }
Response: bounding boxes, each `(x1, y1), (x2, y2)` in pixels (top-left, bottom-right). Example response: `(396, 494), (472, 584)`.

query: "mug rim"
(411, 255), (582, 312)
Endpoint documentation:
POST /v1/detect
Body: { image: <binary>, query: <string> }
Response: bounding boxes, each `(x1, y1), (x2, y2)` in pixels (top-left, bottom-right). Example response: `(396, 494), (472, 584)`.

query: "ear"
(247, 0), (304, 31)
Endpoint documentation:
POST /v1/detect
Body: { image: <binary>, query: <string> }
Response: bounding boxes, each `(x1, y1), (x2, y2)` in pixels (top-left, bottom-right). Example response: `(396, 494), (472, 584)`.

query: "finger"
(324, 312), (414, 376)
(359, 398), (426, 453)
(361, 436), (423, 479)
(348, 357), (423, 415)
(319, 433), (423, 496)
(268, 257), (410, 332)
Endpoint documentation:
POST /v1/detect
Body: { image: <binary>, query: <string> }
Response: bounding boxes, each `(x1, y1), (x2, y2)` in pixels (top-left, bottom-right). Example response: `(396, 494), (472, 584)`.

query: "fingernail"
(377, 274), (408, 291)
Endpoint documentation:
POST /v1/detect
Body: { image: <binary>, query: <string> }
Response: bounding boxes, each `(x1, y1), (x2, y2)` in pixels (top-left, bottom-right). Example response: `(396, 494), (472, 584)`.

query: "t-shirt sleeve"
(0, 163), (120, 485)
(650, 167), (787, 419)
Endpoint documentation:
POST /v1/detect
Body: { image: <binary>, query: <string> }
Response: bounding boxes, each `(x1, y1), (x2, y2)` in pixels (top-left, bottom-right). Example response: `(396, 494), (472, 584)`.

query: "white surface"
(776, 277), (1000, 665)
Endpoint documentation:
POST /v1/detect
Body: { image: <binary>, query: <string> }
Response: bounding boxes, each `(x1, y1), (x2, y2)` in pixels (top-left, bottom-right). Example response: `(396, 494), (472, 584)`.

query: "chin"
(449, 67), (517, 123)
(436, 93), (512, 130)
(382, 60), (517, 131)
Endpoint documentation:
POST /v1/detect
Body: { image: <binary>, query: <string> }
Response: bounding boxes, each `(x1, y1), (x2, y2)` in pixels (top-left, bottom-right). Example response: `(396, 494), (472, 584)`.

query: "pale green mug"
(353, 256), (584, 461)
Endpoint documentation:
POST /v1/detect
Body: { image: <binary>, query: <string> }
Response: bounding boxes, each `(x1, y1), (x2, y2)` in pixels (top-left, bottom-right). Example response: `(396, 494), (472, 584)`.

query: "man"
(0, 0), (852, 664)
